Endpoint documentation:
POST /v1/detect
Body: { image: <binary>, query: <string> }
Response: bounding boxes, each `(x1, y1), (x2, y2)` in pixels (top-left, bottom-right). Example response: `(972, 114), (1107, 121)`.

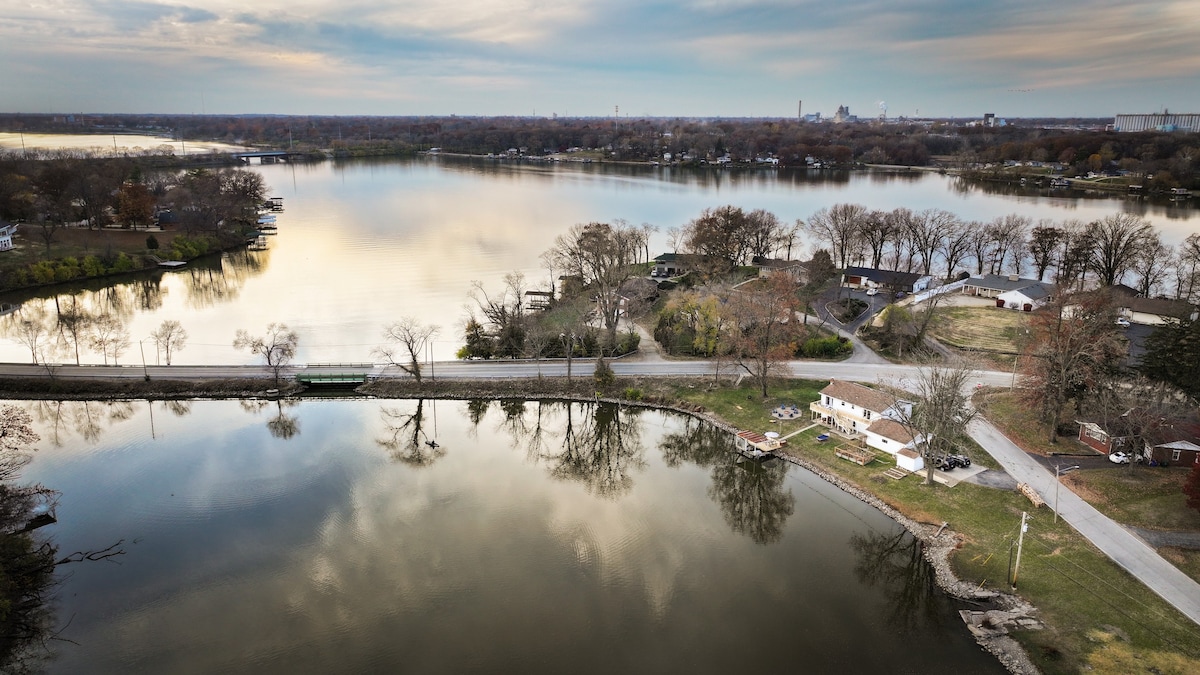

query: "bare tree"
(372, 317), (440, 383)
(1027, 221), (1064, 282)
(907, 363), (979, 485)
(937, 218), (975, 280)
(8, 308), (52, 364)
(548, 221), (641, 343)
(1175, 233), (1200, 302)
(727, 274), (801, 397)
(805, 203), (866, 270)
(860, 209), (895, 270)
(151, 319), (188, 365)
(54, 295), (91, 365)
(233, 323), (299, 385)
(1087, 213), (1155, 287)
(1129, 232), (1171, 298)
(911, 209), (955, 276)
(1021, 292), (1126, 443)
(88, 314), (130, 365)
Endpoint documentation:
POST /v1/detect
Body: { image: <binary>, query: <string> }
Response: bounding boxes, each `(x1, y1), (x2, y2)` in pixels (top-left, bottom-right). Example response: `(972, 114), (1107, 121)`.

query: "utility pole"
(1011, 511), (1028, 589)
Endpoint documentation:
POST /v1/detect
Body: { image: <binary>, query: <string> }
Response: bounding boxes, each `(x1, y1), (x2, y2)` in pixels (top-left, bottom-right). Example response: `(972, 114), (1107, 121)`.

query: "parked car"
(1115, 317), (1131, 327)
(866, 288), (878, 296)
(934, 453), (971, 470)
(1109, 451), (1133, 464)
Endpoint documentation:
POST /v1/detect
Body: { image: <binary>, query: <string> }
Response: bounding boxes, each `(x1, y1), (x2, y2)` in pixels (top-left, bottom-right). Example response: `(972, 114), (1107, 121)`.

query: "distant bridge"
(232, 150), (299, 164)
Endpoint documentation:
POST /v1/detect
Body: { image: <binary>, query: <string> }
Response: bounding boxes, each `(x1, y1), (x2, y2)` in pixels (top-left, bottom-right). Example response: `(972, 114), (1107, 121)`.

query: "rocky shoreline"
(0, 373), (1042, 672)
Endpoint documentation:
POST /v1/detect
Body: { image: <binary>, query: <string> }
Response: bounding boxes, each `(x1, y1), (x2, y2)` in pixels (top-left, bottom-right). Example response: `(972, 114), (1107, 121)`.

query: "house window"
(1173, 449), (1182, 462)
(864, 410), (872, 420)
(824, 396), (831, 405)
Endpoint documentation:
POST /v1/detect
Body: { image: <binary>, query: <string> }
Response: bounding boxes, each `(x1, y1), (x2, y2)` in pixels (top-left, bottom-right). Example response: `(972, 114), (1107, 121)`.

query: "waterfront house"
(0, 221), (16, 252)
(1106, 285), (1198, 325)
(810, 380), (913, 438)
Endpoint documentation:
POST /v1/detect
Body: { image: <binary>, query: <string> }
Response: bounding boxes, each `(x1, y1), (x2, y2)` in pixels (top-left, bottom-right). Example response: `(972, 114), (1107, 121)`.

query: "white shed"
(896, 448), (924, 472)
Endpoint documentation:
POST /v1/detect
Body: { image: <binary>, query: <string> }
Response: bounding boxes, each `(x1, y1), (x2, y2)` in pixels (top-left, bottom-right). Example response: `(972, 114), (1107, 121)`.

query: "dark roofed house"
(841, 266), (933, 294)
(752, 256), (809, 283)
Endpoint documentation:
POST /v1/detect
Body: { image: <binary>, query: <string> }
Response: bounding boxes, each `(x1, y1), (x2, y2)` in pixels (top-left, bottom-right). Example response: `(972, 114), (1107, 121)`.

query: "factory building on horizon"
(1113, 111), (1200, 133)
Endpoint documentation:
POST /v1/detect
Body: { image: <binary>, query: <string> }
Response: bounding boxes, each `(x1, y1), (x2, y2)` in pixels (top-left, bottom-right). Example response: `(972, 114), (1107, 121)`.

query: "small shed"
(896, 448), (924, 473)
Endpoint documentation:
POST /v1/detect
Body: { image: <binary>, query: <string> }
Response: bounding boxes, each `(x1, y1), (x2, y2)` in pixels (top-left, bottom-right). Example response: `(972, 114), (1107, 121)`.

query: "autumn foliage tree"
(1021, 291), (1126, 443)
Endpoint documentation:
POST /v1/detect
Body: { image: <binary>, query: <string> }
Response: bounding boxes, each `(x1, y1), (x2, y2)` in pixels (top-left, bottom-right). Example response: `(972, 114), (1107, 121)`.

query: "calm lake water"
(1, 156), (1197, 364)
(20, 398), (1006, 674)
(0, 132), (249, 155)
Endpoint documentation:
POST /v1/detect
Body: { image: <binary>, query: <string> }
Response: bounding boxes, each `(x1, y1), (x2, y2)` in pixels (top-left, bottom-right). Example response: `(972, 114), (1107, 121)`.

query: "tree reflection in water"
(240, 399), (301, 440)
(377, 400), (444, 467)
(465, 400), (647, 500)
(850, 529), (952, 630)
(659, 417), (795, 544)
(27, 400), (138, 447)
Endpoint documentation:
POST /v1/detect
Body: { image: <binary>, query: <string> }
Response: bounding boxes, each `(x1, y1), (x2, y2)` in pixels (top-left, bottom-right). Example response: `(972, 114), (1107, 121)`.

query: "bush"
(594, 357), (615, 388)
(81, 255), (105, 277)
(617, 328), (641, 355)
(146, 234), (159, 250)
(623, 387), (643, 401)
(798, 335), (852, 358)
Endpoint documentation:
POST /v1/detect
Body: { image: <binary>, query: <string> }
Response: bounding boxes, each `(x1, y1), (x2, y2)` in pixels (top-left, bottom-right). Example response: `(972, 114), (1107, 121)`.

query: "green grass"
(930, 306), (1031, 353)
(1068, 467), (1200, 532)
(671, 379), (1200, 675)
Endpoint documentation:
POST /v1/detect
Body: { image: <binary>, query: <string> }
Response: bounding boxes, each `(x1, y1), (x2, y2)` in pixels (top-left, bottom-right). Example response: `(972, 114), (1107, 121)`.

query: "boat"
(0, 302), (20, 316)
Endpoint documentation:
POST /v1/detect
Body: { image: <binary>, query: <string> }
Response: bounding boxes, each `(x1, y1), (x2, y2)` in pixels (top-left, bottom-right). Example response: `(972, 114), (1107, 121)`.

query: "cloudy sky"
(3, 0), (1198, 119)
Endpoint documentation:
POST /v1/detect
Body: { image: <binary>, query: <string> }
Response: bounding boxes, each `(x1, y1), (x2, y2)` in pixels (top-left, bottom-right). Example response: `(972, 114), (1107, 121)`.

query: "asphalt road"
(2, 356), (1198, 628)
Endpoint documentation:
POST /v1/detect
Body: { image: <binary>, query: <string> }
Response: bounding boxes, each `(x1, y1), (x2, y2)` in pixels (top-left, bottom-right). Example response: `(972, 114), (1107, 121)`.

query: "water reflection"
(1, 248), (267, 364)
(241, 399), (300, 440)
(20, 399), (1004, 674)
(659, 416), (795, 543)
(29, 400), (135, 446)
(851, 529), (953, 630)
(376, 400), (443, 466)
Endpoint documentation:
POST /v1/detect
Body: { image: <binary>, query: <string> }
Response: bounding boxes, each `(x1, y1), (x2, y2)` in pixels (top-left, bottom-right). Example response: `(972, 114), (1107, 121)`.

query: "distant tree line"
(4, 113), (1196, 186)
(0, 154), (268, 290)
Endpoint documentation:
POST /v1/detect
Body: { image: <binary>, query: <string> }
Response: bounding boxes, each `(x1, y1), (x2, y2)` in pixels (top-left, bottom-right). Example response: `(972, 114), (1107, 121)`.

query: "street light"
(1054, 464), (1080, 523)
(138, 337), (152, 381)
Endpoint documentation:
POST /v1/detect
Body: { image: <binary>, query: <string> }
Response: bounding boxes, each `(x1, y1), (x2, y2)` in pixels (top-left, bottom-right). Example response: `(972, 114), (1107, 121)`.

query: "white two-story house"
(809, 380), (913, 439)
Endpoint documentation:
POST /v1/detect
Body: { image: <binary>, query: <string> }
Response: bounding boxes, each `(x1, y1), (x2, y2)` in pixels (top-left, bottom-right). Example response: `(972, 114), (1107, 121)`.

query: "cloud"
(1, 1), (1198, 116)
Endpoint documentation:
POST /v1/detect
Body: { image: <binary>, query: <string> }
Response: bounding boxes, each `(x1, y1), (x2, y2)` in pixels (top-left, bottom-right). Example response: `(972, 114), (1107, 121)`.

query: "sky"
(2, 0), (1199, 119)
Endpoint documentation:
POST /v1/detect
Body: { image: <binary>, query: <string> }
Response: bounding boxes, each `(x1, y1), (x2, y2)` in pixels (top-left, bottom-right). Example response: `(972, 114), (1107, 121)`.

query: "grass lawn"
(1065, 467), (1200, 532)
(671, 378), (1200, 675)
(3, 227), (174, 272)
(930, 305), (1031, 353)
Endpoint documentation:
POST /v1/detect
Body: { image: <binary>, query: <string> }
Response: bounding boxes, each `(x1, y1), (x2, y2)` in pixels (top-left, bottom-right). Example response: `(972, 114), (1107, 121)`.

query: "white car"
(1109, 451), (1131, 464)
(1115, 317), (1131, 327)
(866, 288), (878, 296)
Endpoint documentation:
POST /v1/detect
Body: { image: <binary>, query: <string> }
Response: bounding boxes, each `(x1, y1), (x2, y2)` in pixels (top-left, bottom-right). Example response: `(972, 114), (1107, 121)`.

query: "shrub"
(109, 253), (136, 273)
(81, 255), (105, 277)
(623, 387), (643, 401)
(593, 357), (615, 388)
(146, 234), (159, 250)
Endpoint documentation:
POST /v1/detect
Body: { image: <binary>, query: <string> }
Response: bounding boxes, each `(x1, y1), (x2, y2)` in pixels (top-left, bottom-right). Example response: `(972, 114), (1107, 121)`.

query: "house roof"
(965, 274), (1055, 295)
(998, 283), (1054, 301)
(1154, 440), (1200, 452)
(752, 256), (808, 270)
(1123, 296), (1195, 319)
(866, 418), (915, 444)
(819, 380), (899, 414)
(842, 266), (927, 288)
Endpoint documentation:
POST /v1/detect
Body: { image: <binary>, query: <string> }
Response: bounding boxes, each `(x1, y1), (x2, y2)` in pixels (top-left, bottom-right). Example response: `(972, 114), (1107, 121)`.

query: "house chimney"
(1008, 274), (1019, 282)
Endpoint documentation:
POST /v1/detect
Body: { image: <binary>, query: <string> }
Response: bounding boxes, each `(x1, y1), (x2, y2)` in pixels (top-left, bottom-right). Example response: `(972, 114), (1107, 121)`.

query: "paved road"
(3, 356), (1198, 627)
(968, 417), (1200, 627)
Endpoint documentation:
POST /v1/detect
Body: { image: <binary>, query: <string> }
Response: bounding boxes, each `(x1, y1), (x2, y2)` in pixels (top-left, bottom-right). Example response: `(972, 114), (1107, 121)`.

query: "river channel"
(0, 156), (1197, 364)
(20, 398), (1007, 674)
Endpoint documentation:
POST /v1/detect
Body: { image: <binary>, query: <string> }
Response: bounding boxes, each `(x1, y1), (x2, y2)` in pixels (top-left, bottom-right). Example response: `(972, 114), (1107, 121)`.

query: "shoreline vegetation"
(3, 373), (1196, 674)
